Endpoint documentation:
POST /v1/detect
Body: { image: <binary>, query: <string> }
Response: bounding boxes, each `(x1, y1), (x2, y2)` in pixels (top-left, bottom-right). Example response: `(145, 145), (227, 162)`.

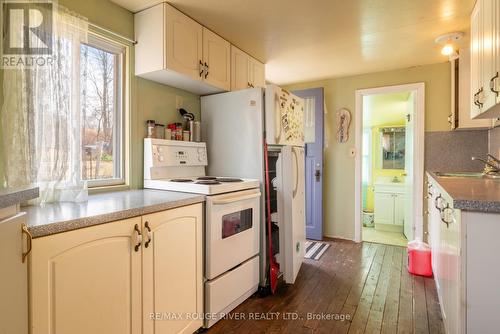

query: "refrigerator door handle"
(292, 147), (299, 198)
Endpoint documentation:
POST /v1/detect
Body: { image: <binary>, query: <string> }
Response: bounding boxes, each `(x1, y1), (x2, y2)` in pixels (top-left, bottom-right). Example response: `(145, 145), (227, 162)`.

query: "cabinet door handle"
(199, 60), (204, 77)
(473, 90), (480, 107)
(21, 224), (32, 263)
(477, 88), (484, 108)
(434, 194), (444, 211)
(144, 221), (152, 248)
(490, 72), (499, 96)
(133, 224), (142, 252)
(440, 205), (453, 228)
(204, 62), (209, 79)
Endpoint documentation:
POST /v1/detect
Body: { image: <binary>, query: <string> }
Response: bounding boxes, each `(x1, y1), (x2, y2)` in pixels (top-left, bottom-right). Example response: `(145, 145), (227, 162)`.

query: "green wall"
(59, 0), (201, 189)
(0, 0), (201, 189)
(285, 62), (451, 240)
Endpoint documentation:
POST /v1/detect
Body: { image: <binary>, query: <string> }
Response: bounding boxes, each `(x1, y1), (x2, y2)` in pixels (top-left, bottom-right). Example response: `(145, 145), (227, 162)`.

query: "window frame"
(362, 128), (372, 184)
(80, 32), (127, 188)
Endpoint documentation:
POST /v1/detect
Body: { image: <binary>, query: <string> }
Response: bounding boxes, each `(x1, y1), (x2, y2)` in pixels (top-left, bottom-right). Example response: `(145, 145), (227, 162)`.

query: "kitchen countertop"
(0, 186), (39, 209)
(24, 189), (205, 238)
(427, 171), (500, 213)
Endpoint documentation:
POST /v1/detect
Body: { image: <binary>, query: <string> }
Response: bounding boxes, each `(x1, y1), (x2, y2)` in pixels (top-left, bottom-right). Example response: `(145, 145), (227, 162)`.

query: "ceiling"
(363, 91), (411, 128)
(111, 0), (474, 85)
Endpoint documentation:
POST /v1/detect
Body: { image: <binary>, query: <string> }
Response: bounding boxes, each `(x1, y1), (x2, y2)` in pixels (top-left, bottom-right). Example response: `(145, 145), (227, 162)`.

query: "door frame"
(354, 83), (425, 243)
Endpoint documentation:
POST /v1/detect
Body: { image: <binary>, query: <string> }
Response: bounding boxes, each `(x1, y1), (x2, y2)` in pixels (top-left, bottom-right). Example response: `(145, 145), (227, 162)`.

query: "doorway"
(354, 83), (425, 245)
(292, 88), (324, 240)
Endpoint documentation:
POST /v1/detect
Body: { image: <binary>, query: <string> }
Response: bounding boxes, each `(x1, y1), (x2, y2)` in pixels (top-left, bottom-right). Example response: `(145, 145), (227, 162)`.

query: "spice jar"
(155, 123), (165, 139)
(175, 123), (183, 140)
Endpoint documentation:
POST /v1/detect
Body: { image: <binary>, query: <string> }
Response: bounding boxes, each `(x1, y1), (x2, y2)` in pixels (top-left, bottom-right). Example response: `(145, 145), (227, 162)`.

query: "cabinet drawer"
(205, 255), (259, 327)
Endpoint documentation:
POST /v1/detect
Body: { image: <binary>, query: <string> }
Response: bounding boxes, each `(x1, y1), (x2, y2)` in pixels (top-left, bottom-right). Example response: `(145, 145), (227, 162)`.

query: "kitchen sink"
(434, 172), (500, 179)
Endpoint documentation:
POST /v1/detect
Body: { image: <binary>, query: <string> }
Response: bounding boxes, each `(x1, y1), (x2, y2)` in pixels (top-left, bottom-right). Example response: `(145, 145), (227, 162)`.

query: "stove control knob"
(157, 147), (163, 153)
(158, 155), (165, 162)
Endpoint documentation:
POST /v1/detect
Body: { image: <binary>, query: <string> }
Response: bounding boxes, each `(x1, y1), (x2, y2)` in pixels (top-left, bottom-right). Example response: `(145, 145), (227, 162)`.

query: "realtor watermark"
(1, 0), (54, 68)
(149, 311), (351, 322)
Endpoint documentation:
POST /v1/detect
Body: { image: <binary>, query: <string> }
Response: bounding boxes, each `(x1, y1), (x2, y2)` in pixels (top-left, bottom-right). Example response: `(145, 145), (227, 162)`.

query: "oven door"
(205, 188), (261, 280)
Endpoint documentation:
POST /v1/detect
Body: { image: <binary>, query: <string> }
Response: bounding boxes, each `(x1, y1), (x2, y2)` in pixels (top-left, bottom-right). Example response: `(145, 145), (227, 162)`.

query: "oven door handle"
(211, 192), (261, 205)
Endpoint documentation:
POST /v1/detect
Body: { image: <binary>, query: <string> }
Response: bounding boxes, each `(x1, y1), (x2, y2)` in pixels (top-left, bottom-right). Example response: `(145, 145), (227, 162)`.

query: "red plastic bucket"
(407, 239), (432, 277)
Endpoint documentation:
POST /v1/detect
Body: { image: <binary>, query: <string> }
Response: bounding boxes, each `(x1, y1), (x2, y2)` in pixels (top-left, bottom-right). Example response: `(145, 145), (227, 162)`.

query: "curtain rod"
(88, 22), (137, 45)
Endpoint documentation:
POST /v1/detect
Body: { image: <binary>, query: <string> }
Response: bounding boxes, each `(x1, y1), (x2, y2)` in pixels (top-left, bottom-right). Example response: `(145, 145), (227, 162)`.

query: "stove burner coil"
(217, 178), (244, 182)
(196, 180), (221, 185)
(197, 176), (218, 181)
(170, 179), (193, 182)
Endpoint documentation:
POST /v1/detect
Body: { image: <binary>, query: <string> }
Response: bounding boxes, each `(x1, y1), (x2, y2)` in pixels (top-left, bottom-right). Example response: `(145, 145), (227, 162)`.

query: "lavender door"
(292, 88), (324, 240)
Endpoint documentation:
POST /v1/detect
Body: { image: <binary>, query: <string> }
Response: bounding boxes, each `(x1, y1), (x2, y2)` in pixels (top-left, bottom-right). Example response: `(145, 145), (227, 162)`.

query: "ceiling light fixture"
(435, 32), (464, 60)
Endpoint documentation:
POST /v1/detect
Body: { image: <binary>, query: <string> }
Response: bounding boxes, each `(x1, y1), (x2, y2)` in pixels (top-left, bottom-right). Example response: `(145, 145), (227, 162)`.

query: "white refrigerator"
(201, 85), (306, 286)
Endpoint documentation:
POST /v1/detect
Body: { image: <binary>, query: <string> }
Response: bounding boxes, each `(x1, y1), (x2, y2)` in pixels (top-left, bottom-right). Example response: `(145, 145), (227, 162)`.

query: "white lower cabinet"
(427, 175), (500, 334)
(0, 209), (29, 334)
(30, 203), (203, 334)
(142, 205), (203, 334)
(374, 184), (405, 230)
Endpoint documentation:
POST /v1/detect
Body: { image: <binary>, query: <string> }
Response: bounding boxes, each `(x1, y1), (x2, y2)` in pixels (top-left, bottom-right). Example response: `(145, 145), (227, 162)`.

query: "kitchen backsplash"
(425, 130), (489, 172)
(489, 126), (500, 157)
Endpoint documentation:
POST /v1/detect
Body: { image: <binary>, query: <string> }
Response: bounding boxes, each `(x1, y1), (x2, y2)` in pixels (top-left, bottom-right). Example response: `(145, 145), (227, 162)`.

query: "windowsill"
(88, 184), (130, 195)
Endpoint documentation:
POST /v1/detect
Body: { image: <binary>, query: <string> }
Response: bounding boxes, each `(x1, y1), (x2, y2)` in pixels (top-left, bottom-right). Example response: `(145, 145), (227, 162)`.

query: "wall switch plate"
(175, 96), (183, 109)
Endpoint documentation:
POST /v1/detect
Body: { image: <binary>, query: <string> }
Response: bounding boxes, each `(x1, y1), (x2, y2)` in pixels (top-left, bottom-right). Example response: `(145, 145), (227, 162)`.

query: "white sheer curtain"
(1, 4), (89, 204)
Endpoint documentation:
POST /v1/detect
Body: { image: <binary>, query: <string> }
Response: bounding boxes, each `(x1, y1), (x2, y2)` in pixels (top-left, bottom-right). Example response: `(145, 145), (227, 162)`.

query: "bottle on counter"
(188, 120), (194, 141)
(146, 120), (155, 138)
(192, 121), (201, 142)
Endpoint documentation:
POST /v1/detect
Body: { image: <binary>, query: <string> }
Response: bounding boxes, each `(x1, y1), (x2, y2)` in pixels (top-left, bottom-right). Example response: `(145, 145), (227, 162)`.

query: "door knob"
(315, 169), (321, 181)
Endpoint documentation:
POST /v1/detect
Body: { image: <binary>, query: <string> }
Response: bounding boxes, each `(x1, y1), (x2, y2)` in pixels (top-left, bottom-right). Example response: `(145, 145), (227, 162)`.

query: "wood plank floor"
(206, 240), (444, 334)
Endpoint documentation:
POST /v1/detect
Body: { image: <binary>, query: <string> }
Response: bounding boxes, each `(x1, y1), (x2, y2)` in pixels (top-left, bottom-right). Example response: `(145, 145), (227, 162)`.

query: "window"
(362, 128), (372, 184)
(80, 34), (126, 187)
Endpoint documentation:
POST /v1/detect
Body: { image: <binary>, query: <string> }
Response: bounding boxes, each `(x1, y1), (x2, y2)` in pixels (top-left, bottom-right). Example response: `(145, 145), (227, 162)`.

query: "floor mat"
(304, 241), (330, 260)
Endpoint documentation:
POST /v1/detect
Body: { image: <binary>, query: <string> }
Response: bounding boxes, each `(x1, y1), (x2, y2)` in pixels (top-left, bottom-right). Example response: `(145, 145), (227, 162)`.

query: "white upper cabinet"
(203, 28), (231, 91)
(231, 46), (251, 90)
(231, 45), (266, 91)
(470, 2), (483, 118)
(451, 47), (493, 129)
(249, 56), (266, 88)
(165, 4), (203, 80)
(135, 3), (230, 95)
(470, 0), (500, 119)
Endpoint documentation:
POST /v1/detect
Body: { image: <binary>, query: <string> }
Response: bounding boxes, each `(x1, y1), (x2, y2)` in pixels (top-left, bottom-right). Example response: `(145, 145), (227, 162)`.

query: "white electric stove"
(144, 139), (259, 195)
(143, 138), (261, 328)
(144, 176), (260, 195)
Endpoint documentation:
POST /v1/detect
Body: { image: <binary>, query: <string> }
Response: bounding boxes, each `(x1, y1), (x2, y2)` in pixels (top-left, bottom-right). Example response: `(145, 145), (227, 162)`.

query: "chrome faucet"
(487, 154), (500, 164)
(472, 155), (500, 175)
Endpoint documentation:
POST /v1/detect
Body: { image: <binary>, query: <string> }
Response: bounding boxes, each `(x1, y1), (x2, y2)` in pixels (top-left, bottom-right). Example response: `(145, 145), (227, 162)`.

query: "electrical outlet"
(175, 96), (183, 110)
